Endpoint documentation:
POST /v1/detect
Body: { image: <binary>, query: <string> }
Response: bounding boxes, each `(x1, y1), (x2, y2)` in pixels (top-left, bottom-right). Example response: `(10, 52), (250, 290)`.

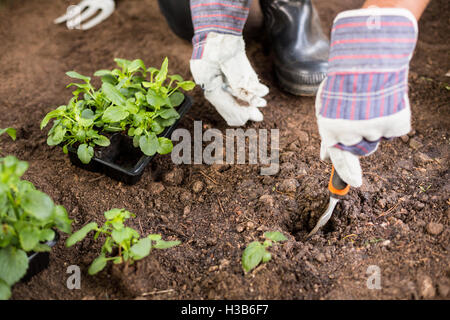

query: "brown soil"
(1, 0), (449, 300)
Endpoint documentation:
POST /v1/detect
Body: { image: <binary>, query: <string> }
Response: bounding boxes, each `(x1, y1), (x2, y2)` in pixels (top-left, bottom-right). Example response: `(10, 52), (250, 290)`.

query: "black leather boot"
(157, 0), (193, 41)
(260, 0), (330, 96)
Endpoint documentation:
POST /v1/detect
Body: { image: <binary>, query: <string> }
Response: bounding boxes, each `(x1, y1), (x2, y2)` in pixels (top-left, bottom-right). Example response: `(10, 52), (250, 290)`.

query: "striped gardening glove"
(189, 0), (269, 126)
(316, 7), (418, 187)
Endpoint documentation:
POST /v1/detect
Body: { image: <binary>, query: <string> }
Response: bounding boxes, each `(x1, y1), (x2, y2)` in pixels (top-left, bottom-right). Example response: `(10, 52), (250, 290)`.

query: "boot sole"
(275, 69), (322, 97)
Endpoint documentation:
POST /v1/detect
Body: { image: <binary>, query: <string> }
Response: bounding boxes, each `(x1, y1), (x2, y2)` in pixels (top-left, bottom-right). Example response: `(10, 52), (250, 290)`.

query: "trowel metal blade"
(307, 196), (339, 237)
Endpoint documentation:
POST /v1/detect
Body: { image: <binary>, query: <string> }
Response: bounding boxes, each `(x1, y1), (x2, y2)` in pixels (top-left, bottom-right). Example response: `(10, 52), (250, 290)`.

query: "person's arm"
(189, 0), (269, 127)
(315, 0), (430, 187)
(362, 0), (430, 20)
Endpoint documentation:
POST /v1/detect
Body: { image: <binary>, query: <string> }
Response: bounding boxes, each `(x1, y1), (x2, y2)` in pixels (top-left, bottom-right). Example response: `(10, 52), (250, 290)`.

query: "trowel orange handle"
(328, 166), (350, 196)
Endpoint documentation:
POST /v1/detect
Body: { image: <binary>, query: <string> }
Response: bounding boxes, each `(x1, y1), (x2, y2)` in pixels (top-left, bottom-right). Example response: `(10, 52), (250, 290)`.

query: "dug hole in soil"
(0, 0), (449, 300)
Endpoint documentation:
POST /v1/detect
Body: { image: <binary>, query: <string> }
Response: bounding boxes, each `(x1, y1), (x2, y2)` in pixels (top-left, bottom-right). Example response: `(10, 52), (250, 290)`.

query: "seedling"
(0, 128), (16, 141)
(241, 231), (288, 273)
(66, 208), (180, 275)
(41, 58), (195, 164)
(0, 156), (72, 300)
(419, 184), (431, 193)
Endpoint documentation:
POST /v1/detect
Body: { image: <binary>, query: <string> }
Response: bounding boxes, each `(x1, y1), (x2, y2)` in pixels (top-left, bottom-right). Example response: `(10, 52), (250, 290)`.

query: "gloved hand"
(189, 0), (269, 126)
(315, 7), (418, 187)
(54, 0), (115, 30)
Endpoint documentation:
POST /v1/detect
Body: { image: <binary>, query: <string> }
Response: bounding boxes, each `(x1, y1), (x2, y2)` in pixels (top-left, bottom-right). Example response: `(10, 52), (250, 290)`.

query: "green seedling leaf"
(102, 82), (126, 107)
(262, 251), (272, 263)
(169, 74), (183, 82)
(155, 57), (168, 84)
(128, 59), (146, 74)
(157, 137), (173, 154)
(263, 240), (272, 247)
(31, 243), (52, 253)
(77, 144), (94, 164)
(157, 108), (179, 120)
(52, 205), (72, 234)
(114, 58), (132, 72)
(111, 227), (138, 245)
(0, 128), (16, 140)
(0, 247), (28, 286)
(102, 106), (129, 123)
(125, 100), (139, 114)
(22, 189), (54, 221)
(150, 121), (164, 135)
(81, 109), (95, 119)
(264, 231), (288, 242)
(104, 208), (132, 220)
(47, 126), (66, 146)
(147, 90), (167, 108)
(139, 133), (159, 156)
(40, 229), (56, 243)
(130, 237), (152, 259)
(94, 70), (112, 77)
(93, 135), (110, 147)
(18, 225), (40, 251)
(177, 81), (196, 91)
(148, 234), (162, 241)
(66, 222), (98, 247)
(66, 71), (91, 82)
(88, 255), (107, 275)
(153, 239), (180, 250)
(169, 91), (184, 107)
(242, 241), (265, 273)
(0, 279), (12, 300)
(101, 74), (118, 85)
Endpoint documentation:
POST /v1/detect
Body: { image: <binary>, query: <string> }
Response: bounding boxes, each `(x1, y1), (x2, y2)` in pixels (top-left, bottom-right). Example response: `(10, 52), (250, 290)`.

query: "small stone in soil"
(400, 135), (409, 143)
(314, 252), (326, 263)
(381, 240), (391, 247)
(426, 222), (444, 235)
(437, 279), (450, 298)
(179, 191), (192, 202)
(259, 194), (274, 207)
(206, 237), (217, 246)
(278, 178), (298, 193)
(409, 138), (423, 150)
(236, 224), (245, 233)
(418, 275), (435, 299)
(163, 167), (184, 186)
(149, 182), (165, 194)
(192, 180), (204, 193)
(414, 152), (433, 165)
(280, 162), (296, 173)
(262, 176), (273, 185)
(211, 163), (230, 172)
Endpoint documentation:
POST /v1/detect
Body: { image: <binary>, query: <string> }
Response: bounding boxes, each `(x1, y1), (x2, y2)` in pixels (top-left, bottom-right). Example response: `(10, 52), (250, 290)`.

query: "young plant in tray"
(0, 156), (72, 300)
(41, 57), (195, 164)
(241, 231), (288, 273)
(66, 208), (180, 275)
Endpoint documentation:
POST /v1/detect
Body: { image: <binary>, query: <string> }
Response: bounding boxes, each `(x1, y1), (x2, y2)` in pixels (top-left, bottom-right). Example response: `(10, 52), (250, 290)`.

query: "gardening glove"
(315, 8), (418, 187)
(54, 0), (115, 30)
(189, 0), (269, 126)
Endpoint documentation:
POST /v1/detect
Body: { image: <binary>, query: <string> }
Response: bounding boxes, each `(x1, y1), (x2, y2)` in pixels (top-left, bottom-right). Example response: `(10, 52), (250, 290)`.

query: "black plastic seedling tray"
(68, 95), (192, 185)
(21, 232), (59, 283)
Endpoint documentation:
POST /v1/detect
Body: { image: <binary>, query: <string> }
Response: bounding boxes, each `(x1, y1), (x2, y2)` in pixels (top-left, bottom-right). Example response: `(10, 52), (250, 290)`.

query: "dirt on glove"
(0, 0), (449, 300)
